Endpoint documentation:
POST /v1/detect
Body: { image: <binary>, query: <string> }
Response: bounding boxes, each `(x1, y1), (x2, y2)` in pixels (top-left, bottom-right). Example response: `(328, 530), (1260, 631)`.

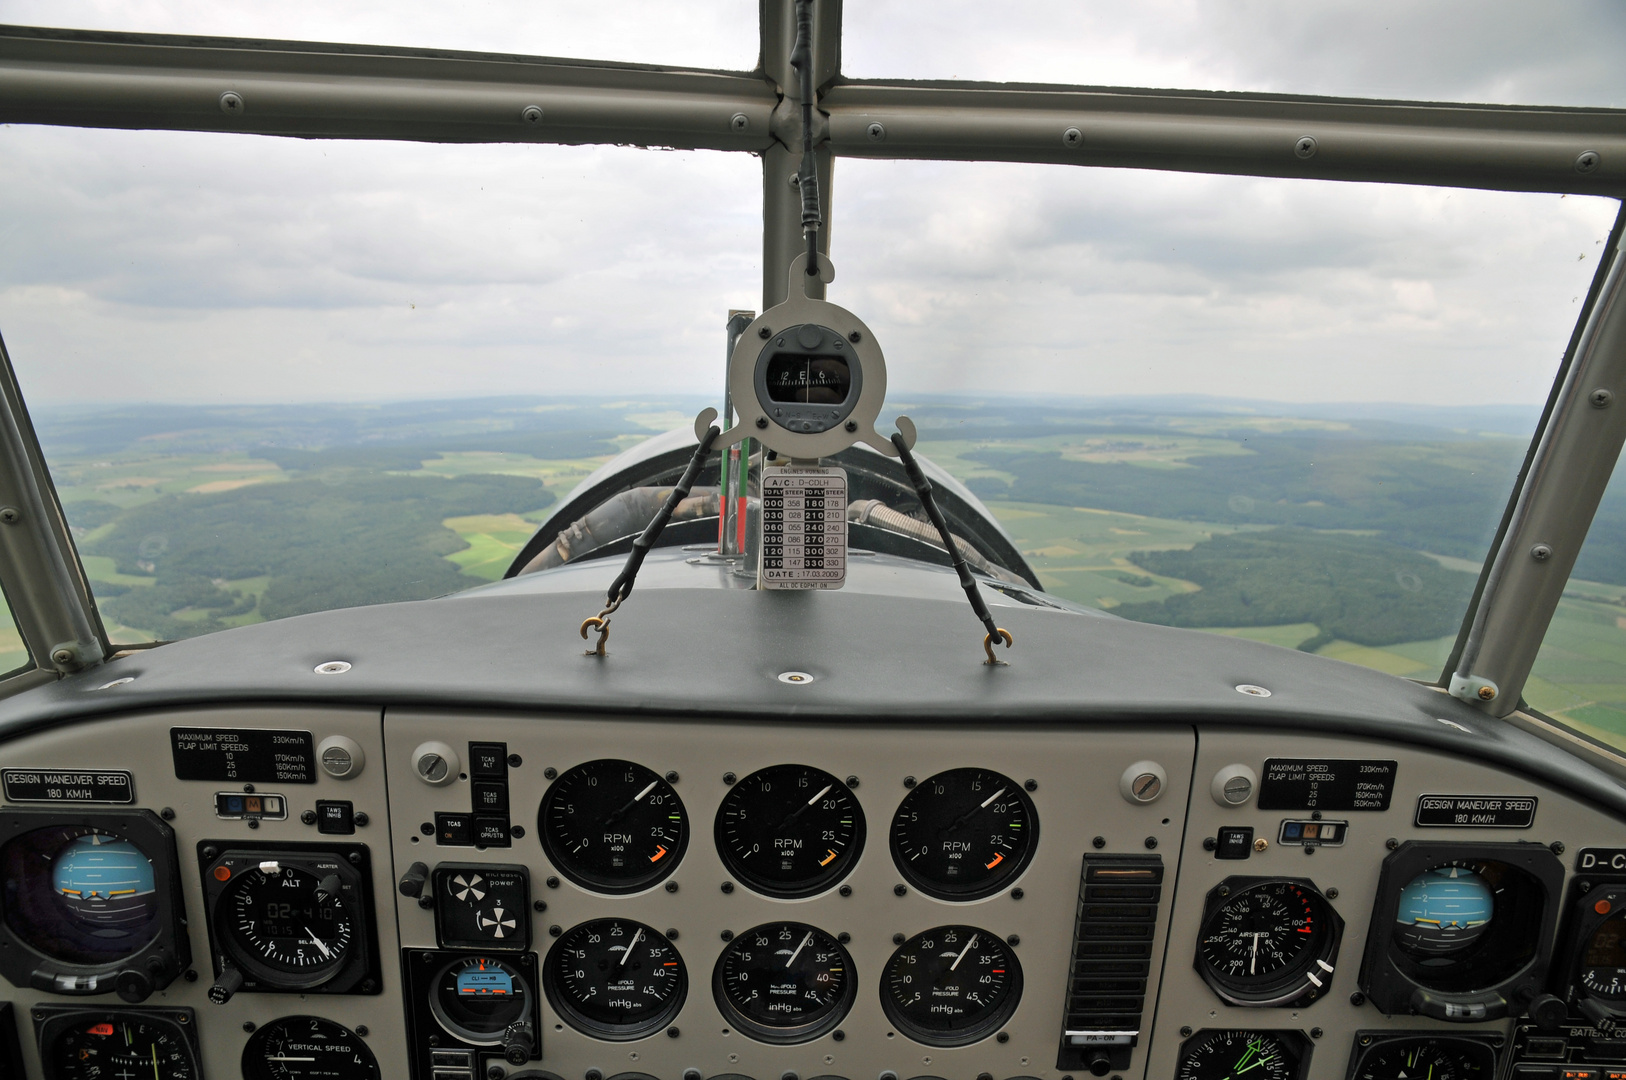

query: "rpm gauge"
(540, 760), (688, 893)
(1175, 1030), (1306, 1080)
(889, 768), (1037, 900)
(1347, 1035), (1494, 1080)
(716, 765), (865, 897)
(1195, 879), (1343, 1006)
(545, 918), (687, 1040)
(42, 1010), (200, 1080)
(242, 1016), (381, 1080)
(714, 921), (855, 1043)
(880, 925), (1021, 1046)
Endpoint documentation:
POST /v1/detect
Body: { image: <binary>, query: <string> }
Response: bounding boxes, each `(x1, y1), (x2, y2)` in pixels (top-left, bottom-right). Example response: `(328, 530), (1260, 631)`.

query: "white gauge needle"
(786, 931), (812, 969)
(951, 934), (979, 971)
(980, 787), (1007, 809)
(806, 784), (832, 806)
(306, 928), (332, 959)
(1249, 932), (1261, 975)
(266, 1056), (317, 1062)
(621, 928), (643, 965)
(634, 780), (658, 801)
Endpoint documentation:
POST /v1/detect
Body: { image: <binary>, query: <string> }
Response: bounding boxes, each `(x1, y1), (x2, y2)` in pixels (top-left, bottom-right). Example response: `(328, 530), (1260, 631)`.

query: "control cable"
(890, 433), (1014, 664)
(580, 425), (720, 655)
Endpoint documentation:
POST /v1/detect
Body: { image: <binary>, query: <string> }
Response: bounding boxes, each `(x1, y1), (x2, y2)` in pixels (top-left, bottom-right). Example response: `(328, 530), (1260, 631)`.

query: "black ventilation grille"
(1056, 853), (1164, 1074)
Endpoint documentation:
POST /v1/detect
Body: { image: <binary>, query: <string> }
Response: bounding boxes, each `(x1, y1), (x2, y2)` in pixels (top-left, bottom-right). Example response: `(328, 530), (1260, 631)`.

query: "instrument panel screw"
(348, 851), (362, 865)
(665, 770), (679, 783)
(418, 895), (433, 910)
(723, 772), (737, 785)
(759, 327), (772, 339)
(1144, 836), (1158, 850)
(685, 1071), (703, 1080)
(543, 767), (558, 780)
(354, 812), (370, 827)
(1531, 543), (1553, 561)
(1579, 880), (1592, 894)
(1203, 837), (1218, 851)
(838, 884), (852, 897)
(586, 1070), (603, 1080)
(1024, 778), (1038, 792)
(848, 330), (861, 343)
(721, 882), (734, 894)
(996, 1032), (1010, 1044)
(533, 899), (547, 912)
(866, 122), (886, 142)
(1092, 835), (1106, 849)
(731, 113), (749, 132)
(1577, 150), (1602, 174)
(1386, 837), (1400, 850)
(160, 807), (175, 821)
(845, 775), (859, 788)
(1253, 837), (1268, 852)
(845, 420), (858, 432)
(665, 881), (679, 894)
(1063, 127), (1083, 148)
(420, 822), (434, 836)
(1294, 135), (1318, 159)
(547, 876), (560, 889)
(1310, 1027), (1324, 1039)
(202, 846), (217, 860)
(894, 884), (908, 897)
(1551, 841), (1566, 855)
(838, 932), (851, 944)
(0, 508), (18, 524)
(1216, 884), (1231, 898)
(666, 928), (679, 940)
(356, 1025), (368, 1037)
(755, 417), (769, 429)
(1011, 887), (1024, 900)
(893, 933), (906, 945)
(1350, 991), (1366, 1005)
(520, 104), (542, 124)
(1591, 388), (1614, 408)
(903, 775), (916, 788)
(721, 929), (734, 941)
(247, 819), (259, 830)
(1325, 887), (1339, 899)
(242, 1020), (257, 1033)
(1006, 934), (1020, 946)
(833, 1030), (846, 1042)
(508, 753), (522, 768)
(978, 1073), (993, 1080)
(1180, 1026), (1193, 1038)
(668, 1026), (681, 1038)
(509, 824), (523, 838)
(183, 969), (197, 982)
(549, 924), (562, 937)
(219, 91), (244, 116)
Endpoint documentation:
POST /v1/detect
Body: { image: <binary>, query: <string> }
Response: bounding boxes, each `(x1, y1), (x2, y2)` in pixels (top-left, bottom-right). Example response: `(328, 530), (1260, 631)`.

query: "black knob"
(208, 966), (245, 1005)
(503, 1019), (535, 1064)
(398, 861), (429, 898)
(1087, 1054), (1113, 1077)
(1579, 996), (1621, 1033)
(114, 968), (153, 1003)
(1529, 993), (1569, 1031)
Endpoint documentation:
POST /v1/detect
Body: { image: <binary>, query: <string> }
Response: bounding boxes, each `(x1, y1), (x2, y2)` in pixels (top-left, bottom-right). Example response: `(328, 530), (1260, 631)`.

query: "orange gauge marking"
(650, 845), (668, 863)
(985, 852), (1005, 870)
(87, 1023), (114, 1037)
(819, 849), (839, 866)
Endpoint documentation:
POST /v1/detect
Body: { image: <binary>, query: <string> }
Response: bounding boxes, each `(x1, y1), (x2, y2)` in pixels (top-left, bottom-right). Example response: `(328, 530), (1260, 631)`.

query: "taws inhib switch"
(315, 800), (355, 834)
(1215, 826), (1254, 860)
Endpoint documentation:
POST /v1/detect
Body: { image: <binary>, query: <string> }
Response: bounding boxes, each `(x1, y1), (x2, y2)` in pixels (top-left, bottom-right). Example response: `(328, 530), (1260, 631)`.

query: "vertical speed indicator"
(889, 768), (1038, 901)
(539, 760), (688, 894)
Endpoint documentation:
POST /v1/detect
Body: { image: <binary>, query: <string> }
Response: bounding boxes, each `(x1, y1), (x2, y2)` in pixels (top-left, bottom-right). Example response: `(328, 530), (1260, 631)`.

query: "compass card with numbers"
(433, 863), (530, 952)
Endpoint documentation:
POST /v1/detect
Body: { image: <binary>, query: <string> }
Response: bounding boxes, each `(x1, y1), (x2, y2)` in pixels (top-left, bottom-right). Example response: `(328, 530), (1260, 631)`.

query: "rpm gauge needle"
(772, 784), (834, 832)
(941, 788), (1007, 837)
(603, 780), (659, 827)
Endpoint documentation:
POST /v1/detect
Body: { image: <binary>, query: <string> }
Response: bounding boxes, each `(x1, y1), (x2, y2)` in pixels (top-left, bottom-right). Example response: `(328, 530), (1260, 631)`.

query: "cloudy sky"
(0, 1), (1621, 407)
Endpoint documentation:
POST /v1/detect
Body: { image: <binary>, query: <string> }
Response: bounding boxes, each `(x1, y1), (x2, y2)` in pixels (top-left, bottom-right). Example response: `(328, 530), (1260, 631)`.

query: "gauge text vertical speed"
(539, 760), (687, 894)
(716, 765), (865, 897)
(890, 768), (1038, 901)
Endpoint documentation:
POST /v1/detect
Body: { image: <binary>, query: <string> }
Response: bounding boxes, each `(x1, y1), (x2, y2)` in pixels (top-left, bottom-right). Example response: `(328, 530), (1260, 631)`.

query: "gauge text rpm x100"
(890, 768), (1038, 900)
(539, 760), (688, 894)
(716, 765), (865, 897)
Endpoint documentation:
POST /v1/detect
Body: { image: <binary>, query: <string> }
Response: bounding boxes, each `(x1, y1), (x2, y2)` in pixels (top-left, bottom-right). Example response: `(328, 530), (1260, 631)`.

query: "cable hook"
(983, 628), (1014, 666)
(580, 600), (620, 657)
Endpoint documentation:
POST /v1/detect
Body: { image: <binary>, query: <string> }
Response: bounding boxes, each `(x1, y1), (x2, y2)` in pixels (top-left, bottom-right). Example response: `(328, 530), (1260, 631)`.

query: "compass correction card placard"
(759, 465), (846, 591)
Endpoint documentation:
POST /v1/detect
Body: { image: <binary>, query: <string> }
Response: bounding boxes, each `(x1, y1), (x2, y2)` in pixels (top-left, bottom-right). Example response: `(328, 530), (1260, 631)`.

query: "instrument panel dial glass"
(1175, 1030), (1302, 1080)
(545, 918), (687, 1040)
(220, 863), (353, 987)
(1196, 880), (1340, 1006)
(1347, 1035), (1493, 1079)
(889, 768), (1038, 901)
(716, 765), (865, 897)
(539, 760), (688, 894)
(242, 1015), (381, 1080)
(2, 826), (161, 964)
(1582, 909), (1626, 1000)
(714, 921), (855, 1043)
(44, 1011), (199, 1079)
(430, 956), (532, 1046)
(880, 925), (1021, 1046)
